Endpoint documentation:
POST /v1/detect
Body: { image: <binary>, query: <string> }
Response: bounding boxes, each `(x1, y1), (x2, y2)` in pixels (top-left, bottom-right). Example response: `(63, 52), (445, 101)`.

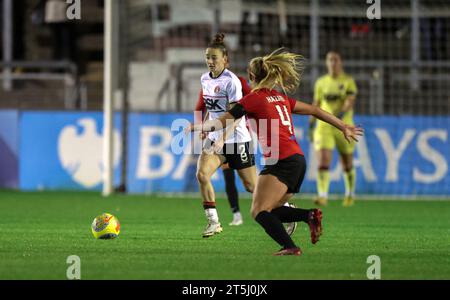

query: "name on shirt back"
(266, 96), (285, 103)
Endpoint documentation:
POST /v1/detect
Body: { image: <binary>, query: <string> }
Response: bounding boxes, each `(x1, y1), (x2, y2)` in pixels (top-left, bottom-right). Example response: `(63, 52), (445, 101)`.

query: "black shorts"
(204, 139), (255, 170)
(259, 153), (306, 194)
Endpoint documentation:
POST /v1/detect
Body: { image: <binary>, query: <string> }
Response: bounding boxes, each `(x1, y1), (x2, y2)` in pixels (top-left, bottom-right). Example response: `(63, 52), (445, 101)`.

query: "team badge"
(214, 86), (221, 93)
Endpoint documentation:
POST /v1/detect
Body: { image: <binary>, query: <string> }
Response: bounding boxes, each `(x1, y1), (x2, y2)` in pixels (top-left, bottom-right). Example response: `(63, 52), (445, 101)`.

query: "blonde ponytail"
(249, 48), (304, 94)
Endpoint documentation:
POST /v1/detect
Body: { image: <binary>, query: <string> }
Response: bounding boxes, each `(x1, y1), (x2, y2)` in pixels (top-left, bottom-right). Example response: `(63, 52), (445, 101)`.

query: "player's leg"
(197, 151), (224, 203)
(335, 128), (356, 207)
(197, 151), (225, 237)
(271, 198), (323, 245)
(251, 174), (301, 255)
(315, 149), (332, 206)
(269, 155), (322, 244)
(279, 193), (298, 236)
(224, 165), (258, 226)
(236, 165), (257, 194)
(231, 141), (256, 193)
(313, 128), (334, 206)
(341, 153), (356, 206)
(221, 163), (242, 226)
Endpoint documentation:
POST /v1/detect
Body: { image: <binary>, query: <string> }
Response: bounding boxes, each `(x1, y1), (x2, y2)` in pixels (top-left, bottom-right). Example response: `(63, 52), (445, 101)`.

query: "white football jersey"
(200, 69), (252, 144)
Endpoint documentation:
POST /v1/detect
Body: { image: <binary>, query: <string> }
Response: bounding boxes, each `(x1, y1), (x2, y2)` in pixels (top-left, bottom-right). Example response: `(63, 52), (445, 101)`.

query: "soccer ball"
(91, 213), (121, 239)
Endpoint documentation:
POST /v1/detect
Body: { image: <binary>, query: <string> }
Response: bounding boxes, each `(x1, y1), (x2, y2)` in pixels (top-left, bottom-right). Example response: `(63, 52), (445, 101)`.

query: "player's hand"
(199, 132), (207, 140)
(342, 124), (364, 143)
(212, 138), (224, 154)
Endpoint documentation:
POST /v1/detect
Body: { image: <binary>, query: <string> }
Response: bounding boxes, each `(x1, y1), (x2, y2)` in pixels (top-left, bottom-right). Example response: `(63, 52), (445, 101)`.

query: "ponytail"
(249, 48), (304, 94)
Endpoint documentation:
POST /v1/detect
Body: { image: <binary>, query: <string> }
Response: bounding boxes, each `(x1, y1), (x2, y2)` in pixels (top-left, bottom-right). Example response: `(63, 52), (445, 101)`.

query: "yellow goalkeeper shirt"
(314, 72), (357, 129)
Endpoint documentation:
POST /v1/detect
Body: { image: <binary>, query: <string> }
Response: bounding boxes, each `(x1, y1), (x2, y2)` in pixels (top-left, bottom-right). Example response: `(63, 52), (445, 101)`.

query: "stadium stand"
(1, 0), (449, 114)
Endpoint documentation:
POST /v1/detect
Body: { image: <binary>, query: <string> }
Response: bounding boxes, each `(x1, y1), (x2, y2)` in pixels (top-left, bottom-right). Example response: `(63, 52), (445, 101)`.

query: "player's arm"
(194, 90), (209, 139)
(337, 78), (357, 119)
(186, 102), (245, 134)
(209, 111), (241, 152)
(216, 103), (242, 141)
(337, 94), (356, 119)
(308, 97), (321, 126)
(186, 111), (236, 133)
(292, 101), (363, 143)
(194, 90), (206, 124)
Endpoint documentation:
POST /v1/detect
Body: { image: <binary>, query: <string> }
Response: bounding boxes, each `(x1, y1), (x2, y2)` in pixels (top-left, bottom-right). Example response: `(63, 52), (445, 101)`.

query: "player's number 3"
(275, 105), (293, 135)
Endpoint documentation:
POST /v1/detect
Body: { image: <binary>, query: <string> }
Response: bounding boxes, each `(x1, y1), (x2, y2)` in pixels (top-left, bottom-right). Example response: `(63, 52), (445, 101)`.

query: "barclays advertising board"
(19, 112), (123, 190)
(16, 111), (450, 196)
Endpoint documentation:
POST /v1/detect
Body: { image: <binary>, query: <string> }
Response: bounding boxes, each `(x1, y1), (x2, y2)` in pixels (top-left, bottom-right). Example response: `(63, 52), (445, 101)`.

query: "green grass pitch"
(0, 190), (449, 280)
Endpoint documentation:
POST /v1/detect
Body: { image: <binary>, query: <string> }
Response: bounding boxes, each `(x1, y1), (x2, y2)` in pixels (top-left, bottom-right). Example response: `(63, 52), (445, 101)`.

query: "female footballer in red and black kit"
(195, 64), (298, 234)
(195, 60), (297, 235)
(187, 49), (363, 255)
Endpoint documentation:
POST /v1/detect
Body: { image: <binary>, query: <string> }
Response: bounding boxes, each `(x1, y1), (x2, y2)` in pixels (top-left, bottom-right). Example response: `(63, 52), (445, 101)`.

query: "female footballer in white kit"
(196, 33), (256, 237)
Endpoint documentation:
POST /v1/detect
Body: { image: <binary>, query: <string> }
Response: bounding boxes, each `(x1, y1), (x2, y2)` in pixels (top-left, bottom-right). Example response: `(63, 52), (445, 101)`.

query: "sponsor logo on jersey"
(324, 94), (341, 101)
(204, 98), (223, 111)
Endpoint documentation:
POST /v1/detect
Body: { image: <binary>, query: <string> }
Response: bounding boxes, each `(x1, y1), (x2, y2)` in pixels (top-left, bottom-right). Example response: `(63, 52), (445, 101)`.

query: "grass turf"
(0, 190), (449, 280)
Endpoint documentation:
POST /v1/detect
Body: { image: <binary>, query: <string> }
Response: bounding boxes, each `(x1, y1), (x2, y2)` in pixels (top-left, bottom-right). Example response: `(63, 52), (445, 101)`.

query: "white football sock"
(205, 208), (219, 224)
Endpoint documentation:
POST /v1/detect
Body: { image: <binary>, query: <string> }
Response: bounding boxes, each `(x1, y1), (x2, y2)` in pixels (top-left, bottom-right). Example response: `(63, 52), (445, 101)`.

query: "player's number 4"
(275, 105), (293, 135)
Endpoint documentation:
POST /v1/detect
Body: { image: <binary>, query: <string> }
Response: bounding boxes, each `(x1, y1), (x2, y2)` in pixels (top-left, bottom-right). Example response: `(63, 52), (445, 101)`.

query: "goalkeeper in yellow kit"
(309, 51), (357, 207)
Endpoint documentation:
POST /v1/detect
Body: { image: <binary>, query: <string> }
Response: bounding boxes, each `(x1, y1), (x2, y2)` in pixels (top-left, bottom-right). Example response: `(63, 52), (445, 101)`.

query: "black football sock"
(222, 168), (240, 213)
(255, 211), (297, 249)
(271, 206), (310, 223)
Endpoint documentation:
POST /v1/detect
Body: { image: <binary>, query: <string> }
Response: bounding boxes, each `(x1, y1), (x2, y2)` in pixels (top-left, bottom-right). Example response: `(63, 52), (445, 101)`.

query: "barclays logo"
(57, 118), (121, 188)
